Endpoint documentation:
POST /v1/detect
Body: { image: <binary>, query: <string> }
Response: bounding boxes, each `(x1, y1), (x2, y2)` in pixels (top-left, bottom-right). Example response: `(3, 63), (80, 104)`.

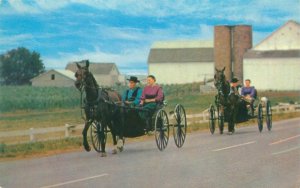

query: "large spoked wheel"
(209, 105), (216, 135)
(154, 109), (170, 151)
(90, 121), (107, 153)
(266, 101), (272, 131)
(257, 104), (263, 132)
(173, 104), (187, 148)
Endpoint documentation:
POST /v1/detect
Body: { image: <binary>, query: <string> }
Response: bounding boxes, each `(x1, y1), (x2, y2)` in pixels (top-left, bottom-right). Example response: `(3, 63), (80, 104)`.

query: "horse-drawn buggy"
(208, 68), (272, 135)
(90, 103), (187, 152)
(74, 60), (187, 156)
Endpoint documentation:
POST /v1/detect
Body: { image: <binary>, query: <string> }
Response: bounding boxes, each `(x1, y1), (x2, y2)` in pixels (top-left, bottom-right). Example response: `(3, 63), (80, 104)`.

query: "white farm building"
(243, 20), (300, 91)
(147, 40), (214, 84)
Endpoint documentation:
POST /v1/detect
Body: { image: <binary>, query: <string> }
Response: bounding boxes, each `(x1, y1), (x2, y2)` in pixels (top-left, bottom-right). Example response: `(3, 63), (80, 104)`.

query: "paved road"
(1, 118), (300, 188)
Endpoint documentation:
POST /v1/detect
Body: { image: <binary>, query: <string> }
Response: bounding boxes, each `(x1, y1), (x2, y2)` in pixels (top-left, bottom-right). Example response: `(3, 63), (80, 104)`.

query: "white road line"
(40, 173), (109, 188)
(212, 141), (256, 152)
(269, 134), (300, 146)
(272, 146), (300, 155)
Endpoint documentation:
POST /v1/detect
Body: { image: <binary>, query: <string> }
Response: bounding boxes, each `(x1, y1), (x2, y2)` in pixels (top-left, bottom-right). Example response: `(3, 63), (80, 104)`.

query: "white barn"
(147, 40), (214, 84)
(31, 69), (75, 87)
(243, 20), (300, 91)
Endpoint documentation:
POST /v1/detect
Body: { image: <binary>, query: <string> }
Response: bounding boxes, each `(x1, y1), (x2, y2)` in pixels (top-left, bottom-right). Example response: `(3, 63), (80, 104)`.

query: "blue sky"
(0, 0), (299, 74)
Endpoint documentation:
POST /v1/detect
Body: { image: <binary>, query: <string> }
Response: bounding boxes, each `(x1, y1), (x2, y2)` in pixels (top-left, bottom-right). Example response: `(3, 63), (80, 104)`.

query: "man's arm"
(122, 90), (127, 102)
(133, 88), (142, 106)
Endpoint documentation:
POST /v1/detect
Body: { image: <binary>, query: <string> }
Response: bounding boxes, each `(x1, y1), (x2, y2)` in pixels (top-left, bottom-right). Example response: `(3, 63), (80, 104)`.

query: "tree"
(0, 47), (45, 85)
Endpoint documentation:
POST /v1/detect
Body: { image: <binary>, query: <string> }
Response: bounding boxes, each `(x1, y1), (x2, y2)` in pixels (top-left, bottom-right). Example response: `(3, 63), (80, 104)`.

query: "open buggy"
(75, 60), (187, 155)
(208, 68), (272, 135)
(89, 103), (187, 151)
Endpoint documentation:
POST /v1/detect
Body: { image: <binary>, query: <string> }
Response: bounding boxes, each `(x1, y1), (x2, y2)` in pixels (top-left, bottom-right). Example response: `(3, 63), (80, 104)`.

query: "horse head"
(74, 60), (91, 91)
(214, 67), (226, 89)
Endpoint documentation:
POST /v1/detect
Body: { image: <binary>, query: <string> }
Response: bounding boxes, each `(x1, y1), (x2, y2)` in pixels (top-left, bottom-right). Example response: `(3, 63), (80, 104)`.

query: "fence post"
(65, 124), (70, 138)
(29, 128), (35, 142)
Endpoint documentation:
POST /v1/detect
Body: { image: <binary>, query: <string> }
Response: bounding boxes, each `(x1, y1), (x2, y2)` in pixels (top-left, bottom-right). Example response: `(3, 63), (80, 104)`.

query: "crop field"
(0, 85), (299, 132)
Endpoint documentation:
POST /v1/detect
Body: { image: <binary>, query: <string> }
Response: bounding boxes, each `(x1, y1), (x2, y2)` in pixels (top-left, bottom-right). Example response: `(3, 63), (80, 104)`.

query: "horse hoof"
(83, 143), (91, 152)
(112, 149), (118, 154)
(100, 152), (107, 157)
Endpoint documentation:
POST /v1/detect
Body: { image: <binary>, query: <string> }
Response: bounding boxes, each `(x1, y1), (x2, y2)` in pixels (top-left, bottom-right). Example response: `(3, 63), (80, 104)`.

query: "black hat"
(231, 78), (239, 83)
(127, 76), (140, 83)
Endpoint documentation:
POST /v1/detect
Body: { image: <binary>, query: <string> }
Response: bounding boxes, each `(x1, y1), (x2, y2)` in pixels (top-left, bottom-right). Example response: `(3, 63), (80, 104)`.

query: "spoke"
(163, 136), (168, 148)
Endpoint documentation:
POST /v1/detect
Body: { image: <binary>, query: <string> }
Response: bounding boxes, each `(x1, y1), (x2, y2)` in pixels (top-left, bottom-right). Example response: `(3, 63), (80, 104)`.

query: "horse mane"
(87, 71), (99, 88)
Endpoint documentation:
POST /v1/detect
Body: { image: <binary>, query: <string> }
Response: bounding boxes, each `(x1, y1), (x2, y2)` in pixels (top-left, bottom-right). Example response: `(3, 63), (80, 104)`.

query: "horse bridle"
(214, 73), (226, 97)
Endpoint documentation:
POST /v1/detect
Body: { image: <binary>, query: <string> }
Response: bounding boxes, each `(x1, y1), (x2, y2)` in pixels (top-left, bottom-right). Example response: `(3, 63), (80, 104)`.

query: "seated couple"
(122, 75), (164, 130)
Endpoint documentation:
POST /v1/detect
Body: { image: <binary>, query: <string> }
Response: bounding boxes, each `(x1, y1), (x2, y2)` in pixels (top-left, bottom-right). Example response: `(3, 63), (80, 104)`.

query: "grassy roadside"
(1, 112), (299, 161)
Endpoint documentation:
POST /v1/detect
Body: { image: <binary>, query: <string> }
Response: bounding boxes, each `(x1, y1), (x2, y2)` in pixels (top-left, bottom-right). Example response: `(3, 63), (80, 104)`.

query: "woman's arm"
(155, 86), (164, 102)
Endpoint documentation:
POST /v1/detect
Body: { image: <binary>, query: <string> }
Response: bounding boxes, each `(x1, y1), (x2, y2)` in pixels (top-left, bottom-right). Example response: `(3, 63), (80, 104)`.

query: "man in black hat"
(122, 76), (142, 107)
(230, 77), (241, 95)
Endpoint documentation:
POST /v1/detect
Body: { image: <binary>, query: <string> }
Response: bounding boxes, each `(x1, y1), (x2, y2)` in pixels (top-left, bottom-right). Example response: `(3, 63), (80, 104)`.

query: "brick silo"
(214, 25), (252, 82)
(214, 26), (232, 80)
(232, 25), (252, 82)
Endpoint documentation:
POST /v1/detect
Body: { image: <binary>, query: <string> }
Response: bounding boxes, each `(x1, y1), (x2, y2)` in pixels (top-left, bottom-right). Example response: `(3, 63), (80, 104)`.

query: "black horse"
(74, 60), (124, 156)
(214, 67), (240, 134)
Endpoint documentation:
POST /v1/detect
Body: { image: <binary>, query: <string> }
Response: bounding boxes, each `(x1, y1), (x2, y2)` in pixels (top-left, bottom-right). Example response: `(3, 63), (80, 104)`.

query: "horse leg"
(99, 122), (107, 157)
(116, 109), (125, 152)
(227, 109), (234, 134)
(111, 130), (118, 154)
(82, 121), (91, 152)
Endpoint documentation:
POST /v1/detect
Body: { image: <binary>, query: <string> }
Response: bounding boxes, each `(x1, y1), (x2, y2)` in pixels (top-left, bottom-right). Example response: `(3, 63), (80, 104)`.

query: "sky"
(0, 0), (299, 74)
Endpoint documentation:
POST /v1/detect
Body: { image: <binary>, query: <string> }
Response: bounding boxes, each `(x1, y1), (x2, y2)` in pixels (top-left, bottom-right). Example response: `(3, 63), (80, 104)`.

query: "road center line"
(40, 173), (109, 188)
(212, 141), (256, 152)
(269, 134), (300, 146)
(272, 146), (300, 155)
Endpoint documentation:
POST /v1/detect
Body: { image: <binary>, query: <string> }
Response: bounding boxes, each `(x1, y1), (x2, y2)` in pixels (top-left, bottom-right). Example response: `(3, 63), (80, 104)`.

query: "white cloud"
(0, 33), (33, 45)
(43, 45), (150, 74)
(3, 0), (299, 26)
(7, 0), (40, 13)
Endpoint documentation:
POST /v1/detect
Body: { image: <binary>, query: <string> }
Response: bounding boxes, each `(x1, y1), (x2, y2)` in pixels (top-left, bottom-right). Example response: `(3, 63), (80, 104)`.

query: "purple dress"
(141, 85), (164, 103)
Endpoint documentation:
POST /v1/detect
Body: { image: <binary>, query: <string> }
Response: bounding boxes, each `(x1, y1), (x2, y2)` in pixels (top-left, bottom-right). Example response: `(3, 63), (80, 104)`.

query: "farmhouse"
(243, 20), (300, 90)
(148, 40), (214, 84)
(30, 69), (75, 87)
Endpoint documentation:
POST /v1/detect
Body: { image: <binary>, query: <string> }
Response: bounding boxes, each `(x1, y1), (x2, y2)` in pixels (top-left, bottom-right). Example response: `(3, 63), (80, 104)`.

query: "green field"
(0, 85), (299, 132)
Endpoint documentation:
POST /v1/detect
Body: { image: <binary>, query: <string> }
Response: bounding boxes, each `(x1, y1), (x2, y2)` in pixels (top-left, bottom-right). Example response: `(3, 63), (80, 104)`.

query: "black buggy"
(90, 102), (187, 151)
(208, 95), (272, 134)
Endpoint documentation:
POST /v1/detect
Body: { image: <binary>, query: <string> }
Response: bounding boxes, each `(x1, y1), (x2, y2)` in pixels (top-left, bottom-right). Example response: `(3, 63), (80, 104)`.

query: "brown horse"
(74, 60), (124, 156)
(214, 67), (239, 134)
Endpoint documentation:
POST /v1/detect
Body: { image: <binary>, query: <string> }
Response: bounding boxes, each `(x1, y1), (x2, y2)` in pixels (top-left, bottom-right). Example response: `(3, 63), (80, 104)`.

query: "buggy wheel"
(154, 109), (169, 151)
(257, 104), (263, 132)
(90, 121), (107, 153)
(209, 105), (216, 135)
(173, 104), (187, 148)
(266, 101), (272, 131)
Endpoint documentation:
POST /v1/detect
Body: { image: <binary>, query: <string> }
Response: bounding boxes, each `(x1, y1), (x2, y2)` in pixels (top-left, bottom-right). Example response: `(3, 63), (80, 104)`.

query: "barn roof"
(254, 20), (300, 50)
(148, 48), (214, 63)
(66, 62), (118, 75)
(55, 70), (76, 80)
(244, 50), (300, 59)
(30, 69), (76, 82)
